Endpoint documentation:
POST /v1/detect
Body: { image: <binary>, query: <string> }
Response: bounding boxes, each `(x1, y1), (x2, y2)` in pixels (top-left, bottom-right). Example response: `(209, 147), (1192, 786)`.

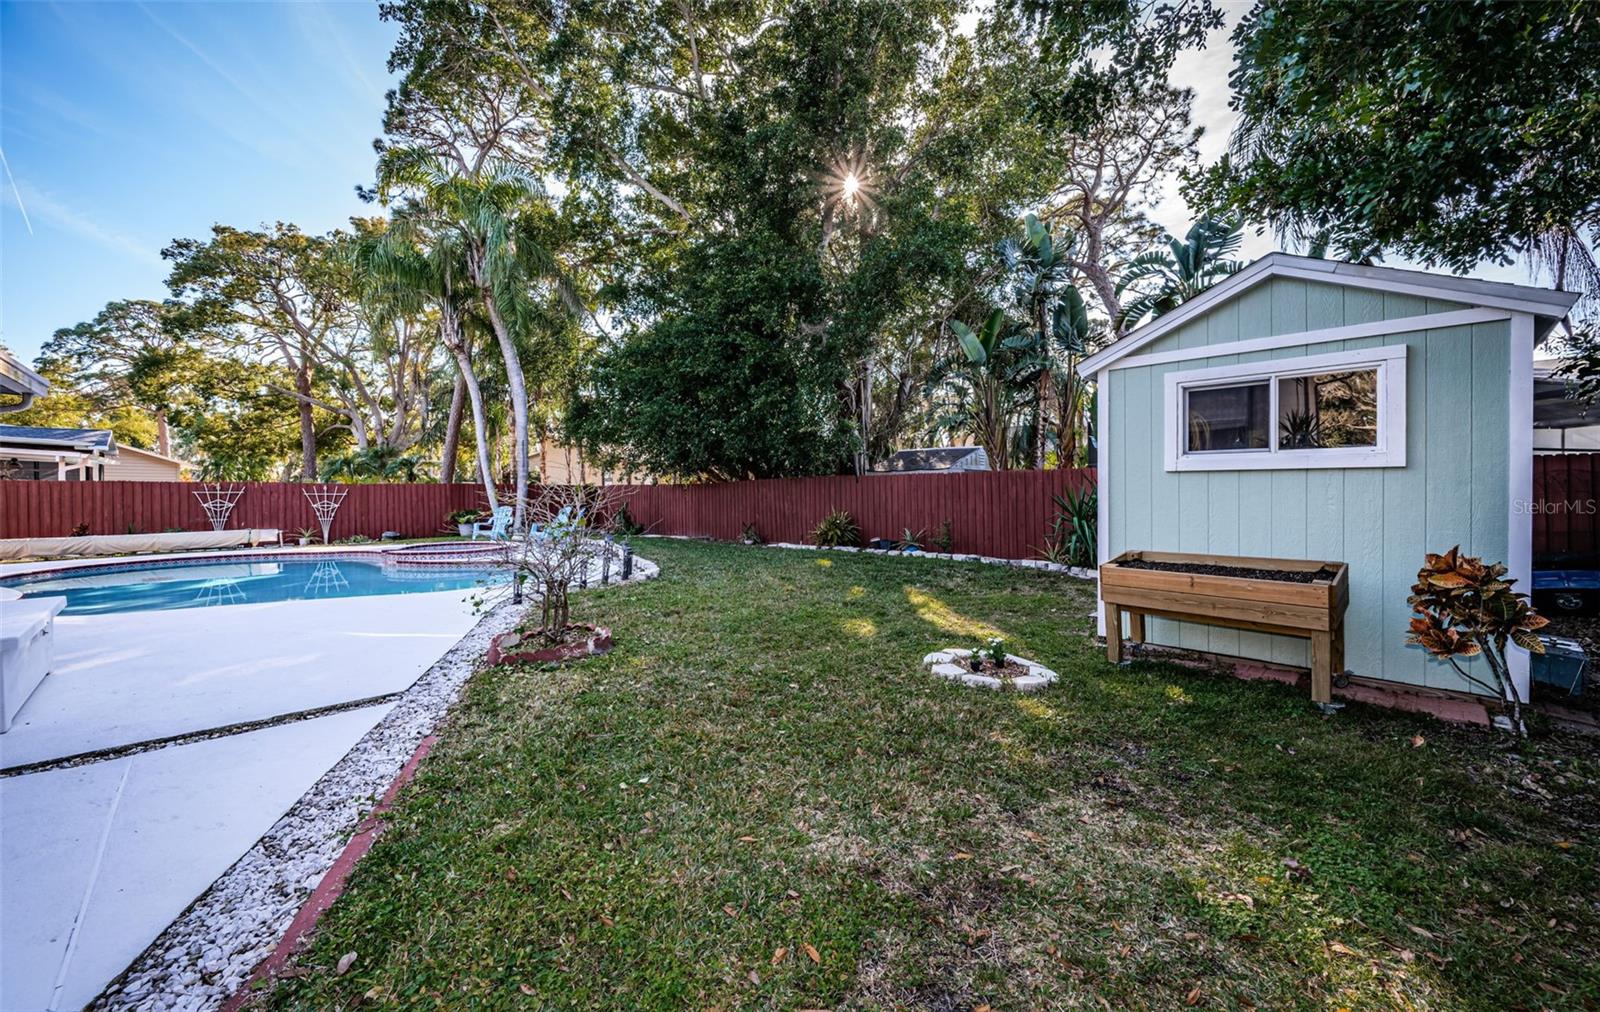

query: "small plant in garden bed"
(956, 637), (1029, 686)
(896, 527), (925, 552)
(1039, 486), (1096, 567)
(1408, 546), (1547, 737)
(932, 519), (953, 553)
(740, 521), (763, 545)
(811, 508), (859, 548)
(489, 484), (627, 663)
(613, 503), (645, 536)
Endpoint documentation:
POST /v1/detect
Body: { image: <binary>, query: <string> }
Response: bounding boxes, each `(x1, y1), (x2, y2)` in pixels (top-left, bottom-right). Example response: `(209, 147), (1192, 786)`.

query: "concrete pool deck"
(0, 591), (484, 769)
(0, 547), (504, 1010)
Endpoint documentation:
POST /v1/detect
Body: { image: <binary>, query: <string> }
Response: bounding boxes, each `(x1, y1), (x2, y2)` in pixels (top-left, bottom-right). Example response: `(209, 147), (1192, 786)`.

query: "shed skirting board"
(1102, 297), (1515, 697)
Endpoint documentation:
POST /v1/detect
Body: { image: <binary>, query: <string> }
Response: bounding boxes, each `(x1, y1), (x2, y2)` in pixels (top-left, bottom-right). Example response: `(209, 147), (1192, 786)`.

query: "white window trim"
(1163, 345), (1408, 472)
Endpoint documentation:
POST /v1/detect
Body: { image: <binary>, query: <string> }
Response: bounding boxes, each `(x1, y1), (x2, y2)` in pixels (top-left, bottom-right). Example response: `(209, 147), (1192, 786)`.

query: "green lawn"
(258, 540), (1598, 1010)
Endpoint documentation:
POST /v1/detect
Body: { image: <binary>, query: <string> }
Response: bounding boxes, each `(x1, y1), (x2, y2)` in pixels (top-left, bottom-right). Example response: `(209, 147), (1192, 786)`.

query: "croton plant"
(1407, 546), (1547, 736)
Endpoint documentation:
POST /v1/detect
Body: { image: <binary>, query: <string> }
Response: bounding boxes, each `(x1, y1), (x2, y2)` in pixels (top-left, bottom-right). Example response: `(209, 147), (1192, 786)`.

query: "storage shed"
(1079, 254), (1578, 698)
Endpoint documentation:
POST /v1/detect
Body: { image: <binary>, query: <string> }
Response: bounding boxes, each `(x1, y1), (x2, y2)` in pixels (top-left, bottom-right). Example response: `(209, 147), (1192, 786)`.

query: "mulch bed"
(964, 659), (1032, 681)
(1115, 558), (1339, 583)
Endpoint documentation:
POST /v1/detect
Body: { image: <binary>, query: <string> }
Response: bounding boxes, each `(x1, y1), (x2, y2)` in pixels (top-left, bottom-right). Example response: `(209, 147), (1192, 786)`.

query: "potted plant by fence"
(295, 526), (319, 547)
(487, 484), (630, 665)
(1407, 546), (1548, 738)
(447, 508), (483, 538)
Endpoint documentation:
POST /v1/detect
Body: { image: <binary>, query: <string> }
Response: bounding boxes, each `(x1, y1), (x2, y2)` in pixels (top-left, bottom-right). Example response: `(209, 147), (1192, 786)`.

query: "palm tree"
(1000, 214), (1093, 467)
(356, 221), (501, 511)
(1115, 218), (1245, 331)
(376, 149), (572, 526)
(932, 309), (1036, 469)
(320, 445), (424, 483)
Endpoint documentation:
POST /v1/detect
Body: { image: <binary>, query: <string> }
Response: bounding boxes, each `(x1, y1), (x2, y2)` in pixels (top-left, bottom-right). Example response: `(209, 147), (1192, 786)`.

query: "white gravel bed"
(88, 553), (658, 1011)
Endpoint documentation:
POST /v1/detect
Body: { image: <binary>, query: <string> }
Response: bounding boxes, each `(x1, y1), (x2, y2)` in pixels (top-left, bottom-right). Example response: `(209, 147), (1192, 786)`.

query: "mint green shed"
(1078, 255), (1578, 698)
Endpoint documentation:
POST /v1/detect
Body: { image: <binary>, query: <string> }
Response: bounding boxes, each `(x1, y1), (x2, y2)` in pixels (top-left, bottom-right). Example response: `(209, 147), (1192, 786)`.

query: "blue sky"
(1, 0), (398, 362)
(1, 1), (1535, 366)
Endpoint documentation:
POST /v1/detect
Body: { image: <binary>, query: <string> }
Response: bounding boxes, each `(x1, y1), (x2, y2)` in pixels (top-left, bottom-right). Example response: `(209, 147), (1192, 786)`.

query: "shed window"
(1163, 346), (1407, 472)
(1185, 383), (1270, 452)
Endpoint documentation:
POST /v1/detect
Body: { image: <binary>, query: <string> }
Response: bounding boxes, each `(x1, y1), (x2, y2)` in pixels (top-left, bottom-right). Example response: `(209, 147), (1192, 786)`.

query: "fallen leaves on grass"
(803, 942), (821, 964)
(335, 952), (358, 976)
(770, 947), (787, 965)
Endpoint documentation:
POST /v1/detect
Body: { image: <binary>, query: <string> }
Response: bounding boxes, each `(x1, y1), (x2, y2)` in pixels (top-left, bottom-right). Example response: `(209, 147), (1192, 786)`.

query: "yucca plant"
(1039, 486), (1097, 568)
(812, 509), (860, 549)
(1407, 547), (1548, 737)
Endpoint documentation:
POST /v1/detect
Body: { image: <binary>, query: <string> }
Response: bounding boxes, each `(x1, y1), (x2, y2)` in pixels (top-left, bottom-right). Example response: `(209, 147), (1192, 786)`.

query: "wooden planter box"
(1099, 550), (1350, 704)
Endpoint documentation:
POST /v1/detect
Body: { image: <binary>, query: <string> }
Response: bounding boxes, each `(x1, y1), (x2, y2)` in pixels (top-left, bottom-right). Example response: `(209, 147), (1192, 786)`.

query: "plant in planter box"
(294, 526), (320, 546)
(812, 509), (859, 548)
(446, 509), (483, 537)
(1407, 546), (1548, 738)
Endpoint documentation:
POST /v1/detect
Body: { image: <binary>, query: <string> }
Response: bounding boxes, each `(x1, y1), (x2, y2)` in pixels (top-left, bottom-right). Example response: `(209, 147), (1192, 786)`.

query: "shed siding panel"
(1104, 294), (1511, 694)
(1138, 278), (1467, 358)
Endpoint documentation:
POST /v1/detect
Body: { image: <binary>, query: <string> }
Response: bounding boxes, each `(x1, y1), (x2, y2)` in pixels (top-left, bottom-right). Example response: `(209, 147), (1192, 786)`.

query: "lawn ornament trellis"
(193, 484), (246, 531)
(303, 485), (348, 544)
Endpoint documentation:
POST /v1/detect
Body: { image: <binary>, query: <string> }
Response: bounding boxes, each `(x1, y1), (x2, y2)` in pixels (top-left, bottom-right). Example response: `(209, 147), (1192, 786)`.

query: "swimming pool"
(4, 557), (507, 615)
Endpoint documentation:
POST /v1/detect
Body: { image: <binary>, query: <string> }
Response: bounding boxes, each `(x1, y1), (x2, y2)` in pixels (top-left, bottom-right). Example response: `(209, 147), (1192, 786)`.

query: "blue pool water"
(5, 559), (507, 616)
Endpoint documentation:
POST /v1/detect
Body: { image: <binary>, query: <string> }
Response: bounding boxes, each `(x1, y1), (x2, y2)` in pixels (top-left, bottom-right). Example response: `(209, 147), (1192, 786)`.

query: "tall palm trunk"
(477, 285), (531, 526)
(440, 305), (499, 511)
(440, 375), (465, 483)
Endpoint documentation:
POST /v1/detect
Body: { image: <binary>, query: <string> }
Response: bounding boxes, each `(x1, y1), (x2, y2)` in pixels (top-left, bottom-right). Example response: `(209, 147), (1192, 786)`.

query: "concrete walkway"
(0, 577), (491, 1010)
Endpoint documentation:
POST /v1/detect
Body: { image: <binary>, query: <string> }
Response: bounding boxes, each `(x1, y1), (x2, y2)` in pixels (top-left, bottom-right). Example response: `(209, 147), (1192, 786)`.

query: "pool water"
(5, 559), (507, 616)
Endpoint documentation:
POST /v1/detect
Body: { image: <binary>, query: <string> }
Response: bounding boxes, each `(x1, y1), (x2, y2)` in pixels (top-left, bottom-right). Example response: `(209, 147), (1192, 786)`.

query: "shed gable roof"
(1078, 253), (1580, 377)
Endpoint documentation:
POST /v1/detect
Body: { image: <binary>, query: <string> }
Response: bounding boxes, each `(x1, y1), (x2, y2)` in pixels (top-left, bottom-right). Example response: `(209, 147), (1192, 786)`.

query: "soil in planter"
(967, 659), (1032, 681)
(1116, 558), (1339, 583)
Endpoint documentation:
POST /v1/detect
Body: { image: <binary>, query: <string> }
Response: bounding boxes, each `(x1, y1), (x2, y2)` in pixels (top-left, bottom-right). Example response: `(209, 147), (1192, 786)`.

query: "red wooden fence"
(613, 469), (1096, 560)
(1534, 454), (1600, 558)
(0, 482), (490, 541)
(0, 470), (1097, 559)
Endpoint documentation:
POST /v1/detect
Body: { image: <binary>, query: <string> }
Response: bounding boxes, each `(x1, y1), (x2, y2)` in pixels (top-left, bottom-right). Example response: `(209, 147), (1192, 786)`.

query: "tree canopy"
(1196, 0), (1600, 287)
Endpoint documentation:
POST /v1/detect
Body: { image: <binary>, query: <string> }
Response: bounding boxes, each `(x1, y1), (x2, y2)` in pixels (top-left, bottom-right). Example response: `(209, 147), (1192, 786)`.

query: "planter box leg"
(1310, 631), (1333, 704)
(1104, 602), (1124, 665)
(1128, 611), (1145, 644)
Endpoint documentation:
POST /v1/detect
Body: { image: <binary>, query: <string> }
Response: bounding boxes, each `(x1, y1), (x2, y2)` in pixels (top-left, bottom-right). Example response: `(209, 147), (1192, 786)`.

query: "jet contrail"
(0, 146), (34, 236)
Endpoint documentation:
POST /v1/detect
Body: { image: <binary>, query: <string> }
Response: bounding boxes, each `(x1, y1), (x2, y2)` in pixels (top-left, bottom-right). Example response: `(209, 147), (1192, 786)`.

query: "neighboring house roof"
(873, 446), (990, 472)
(1078, 252), (1582, 377)
(117, 443), (187, 465)
(0, 424), (117, 453)
(0, 348), (49, 400)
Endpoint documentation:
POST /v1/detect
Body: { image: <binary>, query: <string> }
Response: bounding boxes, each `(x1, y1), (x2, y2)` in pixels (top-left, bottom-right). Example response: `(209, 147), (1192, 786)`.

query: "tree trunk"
(479, 289), (532, 527)
(440, 374), (465, 483)
(295, 360), (317, 481)
(445, 342), (498, 511)
(155, 409), (171, 457)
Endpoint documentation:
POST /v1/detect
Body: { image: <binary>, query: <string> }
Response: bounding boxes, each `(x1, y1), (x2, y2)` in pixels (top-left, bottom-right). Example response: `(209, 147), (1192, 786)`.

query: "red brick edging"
(221, 734), (438, 1010)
